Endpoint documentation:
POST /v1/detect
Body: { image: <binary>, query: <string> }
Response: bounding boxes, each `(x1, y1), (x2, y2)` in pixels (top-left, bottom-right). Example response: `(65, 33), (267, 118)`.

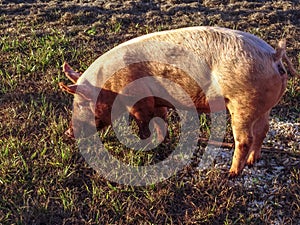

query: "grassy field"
(0, 0), (299, 224)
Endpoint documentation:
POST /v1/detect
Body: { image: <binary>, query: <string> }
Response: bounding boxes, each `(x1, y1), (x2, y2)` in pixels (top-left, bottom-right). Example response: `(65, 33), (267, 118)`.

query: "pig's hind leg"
(246, 111), (270, 166)
(227, 107), (256, 177)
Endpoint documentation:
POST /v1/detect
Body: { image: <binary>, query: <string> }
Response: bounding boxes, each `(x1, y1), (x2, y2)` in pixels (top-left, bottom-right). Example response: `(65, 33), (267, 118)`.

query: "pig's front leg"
(153, 106), (169, 142)
(131, 97), (156, 140)
(131, 102), (168, 144)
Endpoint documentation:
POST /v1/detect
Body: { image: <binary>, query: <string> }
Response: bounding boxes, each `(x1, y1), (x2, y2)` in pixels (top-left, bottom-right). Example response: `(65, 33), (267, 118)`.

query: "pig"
(59, 26), (298, 177)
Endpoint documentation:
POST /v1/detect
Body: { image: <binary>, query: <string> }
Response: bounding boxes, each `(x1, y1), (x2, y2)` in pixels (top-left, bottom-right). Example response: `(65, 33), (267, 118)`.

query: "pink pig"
(60, 26), (298, 177)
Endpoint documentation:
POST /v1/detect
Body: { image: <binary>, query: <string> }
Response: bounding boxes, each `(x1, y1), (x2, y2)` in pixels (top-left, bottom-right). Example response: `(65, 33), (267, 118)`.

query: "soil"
(0, 0), (299, 224)
(2, 0), (299, 116)
(1, 0), (299, 53)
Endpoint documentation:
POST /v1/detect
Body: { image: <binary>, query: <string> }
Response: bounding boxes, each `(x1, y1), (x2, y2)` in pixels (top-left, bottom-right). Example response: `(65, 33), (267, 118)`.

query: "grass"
(1, 1), (300, 224)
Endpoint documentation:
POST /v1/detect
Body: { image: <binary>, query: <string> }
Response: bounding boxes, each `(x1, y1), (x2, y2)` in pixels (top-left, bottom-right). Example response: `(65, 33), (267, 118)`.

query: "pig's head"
(59, 63), (112, 139)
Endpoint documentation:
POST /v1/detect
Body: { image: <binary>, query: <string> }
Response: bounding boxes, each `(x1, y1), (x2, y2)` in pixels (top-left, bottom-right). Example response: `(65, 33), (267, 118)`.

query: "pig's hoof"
(246, 158), (255, 166)
(64, 128), (75, 139)
(228, 169), (239, 178)
(246, 154), (261, 166)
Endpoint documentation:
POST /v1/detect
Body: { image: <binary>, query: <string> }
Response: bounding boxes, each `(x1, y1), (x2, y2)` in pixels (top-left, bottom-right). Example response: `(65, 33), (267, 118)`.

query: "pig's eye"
(277, 64), (286, 75)
(75, 102), (87, 110)
(78, 103), (83, 110)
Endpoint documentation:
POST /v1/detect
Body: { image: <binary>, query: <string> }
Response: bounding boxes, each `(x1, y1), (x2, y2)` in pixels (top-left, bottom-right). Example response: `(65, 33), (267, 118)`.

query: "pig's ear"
(273, 39), (286, 62)
(59, 82), (92, 100)
(63, 62), (81, 83)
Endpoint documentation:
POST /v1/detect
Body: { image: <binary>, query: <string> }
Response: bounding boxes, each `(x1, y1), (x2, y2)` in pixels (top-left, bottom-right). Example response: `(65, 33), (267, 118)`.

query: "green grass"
(0, 1), (299, 224)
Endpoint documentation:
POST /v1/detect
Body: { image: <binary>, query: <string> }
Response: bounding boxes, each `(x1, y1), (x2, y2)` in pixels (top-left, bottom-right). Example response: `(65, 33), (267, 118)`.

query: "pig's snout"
(65, 127), (75, 139)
